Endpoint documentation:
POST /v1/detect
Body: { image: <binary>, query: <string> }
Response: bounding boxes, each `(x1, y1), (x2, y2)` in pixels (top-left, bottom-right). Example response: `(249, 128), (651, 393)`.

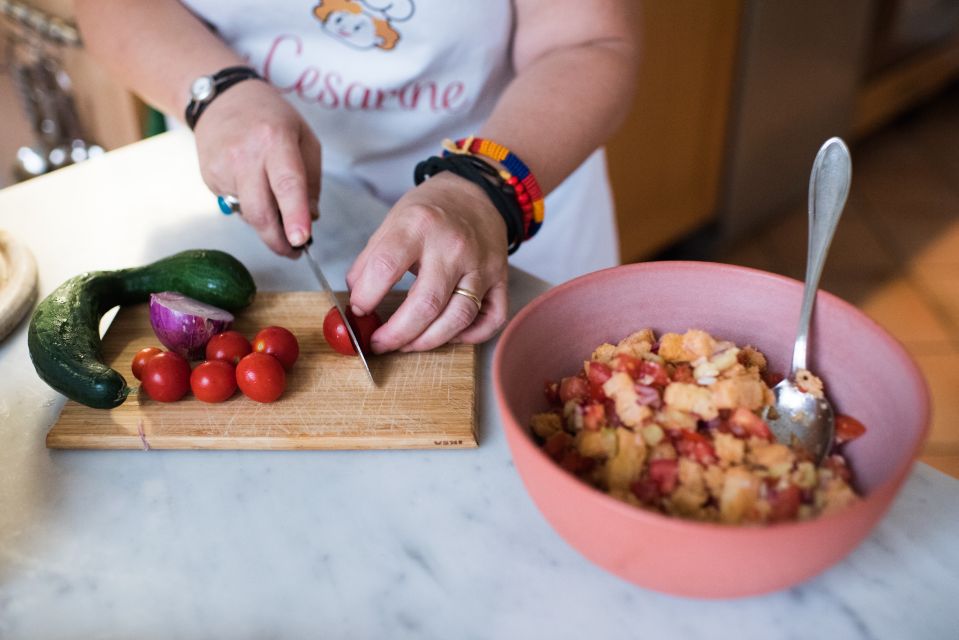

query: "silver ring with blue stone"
(217, 194), (241, 215)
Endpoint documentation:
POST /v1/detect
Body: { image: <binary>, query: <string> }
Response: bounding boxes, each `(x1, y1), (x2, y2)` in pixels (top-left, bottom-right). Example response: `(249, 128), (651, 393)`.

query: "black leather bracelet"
(414, 154), (525, 254)
(184, 66), (262, 130)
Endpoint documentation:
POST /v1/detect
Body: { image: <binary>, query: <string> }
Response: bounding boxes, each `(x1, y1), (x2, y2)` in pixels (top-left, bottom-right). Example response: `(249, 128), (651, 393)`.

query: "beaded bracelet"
(442, 136), (545, 240)
(414, 154), (525, 254)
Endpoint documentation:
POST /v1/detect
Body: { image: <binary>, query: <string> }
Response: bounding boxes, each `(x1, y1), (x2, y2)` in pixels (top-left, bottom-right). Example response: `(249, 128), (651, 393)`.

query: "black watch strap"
(185, 66), (262, 130)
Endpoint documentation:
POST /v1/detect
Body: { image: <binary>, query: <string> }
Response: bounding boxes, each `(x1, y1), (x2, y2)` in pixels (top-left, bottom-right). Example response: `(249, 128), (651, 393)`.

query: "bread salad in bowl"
(531, 328), (866, 525)
(493, 261), (930, 598)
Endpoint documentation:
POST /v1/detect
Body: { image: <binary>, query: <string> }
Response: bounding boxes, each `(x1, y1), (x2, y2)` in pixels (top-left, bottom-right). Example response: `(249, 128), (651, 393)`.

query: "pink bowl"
(493, 261), (930, 599)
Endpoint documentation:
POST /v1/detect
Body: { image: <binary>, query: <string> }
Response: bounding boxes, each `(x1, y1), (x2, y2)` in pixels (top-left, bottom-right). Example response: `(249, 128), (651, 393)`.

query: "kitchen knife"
(300, 242), (376, 385)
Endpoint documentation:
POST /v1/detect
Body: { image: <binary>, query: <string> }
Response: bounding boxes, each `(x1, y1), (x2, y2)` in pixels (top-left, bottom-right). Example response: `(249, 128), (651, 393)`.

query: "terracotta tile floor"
(719, 83), (959, 479)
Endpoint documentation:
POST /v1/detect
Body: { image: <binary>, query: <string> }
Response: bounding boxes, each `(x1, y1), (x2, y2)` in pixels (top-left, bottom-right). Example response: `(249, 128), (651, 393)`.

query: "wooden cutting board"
(47, 292), (477, 450)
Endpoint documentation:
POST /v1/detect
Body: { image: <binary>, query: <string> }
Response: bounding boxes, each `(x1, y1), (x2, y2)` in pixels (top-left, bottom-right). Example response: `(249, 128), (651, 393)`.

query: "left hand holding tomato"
(345, 172), (509, 354)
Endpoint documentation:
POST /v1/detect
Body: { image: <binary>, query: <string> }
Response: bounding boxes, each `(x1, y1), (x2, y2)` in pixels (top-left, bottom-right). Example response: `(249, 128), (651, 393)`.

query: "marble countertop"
(1, 131), (958, 639)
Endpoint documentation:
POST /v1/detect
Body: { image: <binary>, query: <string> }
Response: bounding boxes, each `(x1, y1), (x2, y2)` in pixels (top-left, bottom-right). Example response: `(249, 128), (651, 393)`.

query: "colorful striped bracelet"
(442, 136), (545, 240)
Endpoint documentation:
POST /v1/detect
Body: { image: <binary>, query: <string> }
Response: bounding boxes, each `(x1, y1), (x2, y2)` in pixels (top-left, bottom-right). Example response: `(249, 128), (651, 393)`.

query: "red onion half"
(149, 291), (234, 360)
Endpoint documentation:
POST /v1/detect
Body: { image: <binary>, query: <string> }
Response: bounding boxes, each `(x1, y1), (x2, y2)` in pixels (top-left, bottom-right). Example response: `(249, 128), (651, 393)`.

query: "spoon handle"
(792, 137), (852, 373)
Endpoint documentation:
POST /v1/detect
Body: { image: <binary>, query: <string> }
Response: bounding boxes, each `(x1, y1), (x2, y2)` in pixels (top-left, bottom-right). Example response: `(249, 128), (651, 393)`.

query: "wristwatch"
(184, 66), (262, 130)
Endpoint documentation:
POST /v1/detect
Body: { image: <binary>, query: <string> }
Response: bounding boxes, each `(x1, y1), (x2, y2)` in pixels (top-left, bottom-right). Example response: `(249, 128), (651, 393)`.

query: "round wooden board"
(0, 229), (38, 342)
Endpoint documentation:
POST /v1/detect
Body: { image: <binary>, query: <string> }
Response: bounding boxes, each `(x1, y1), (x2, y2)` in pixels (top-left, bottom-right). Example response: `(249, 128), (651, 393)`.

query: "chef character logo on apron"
(313, 0), (415, 51)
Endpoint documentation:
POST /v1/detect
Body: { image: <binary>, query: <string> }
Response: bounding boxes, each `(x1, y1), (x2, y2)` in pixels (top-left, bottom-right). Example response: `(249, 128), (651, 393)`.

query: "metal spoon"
(765, 137), (852, 463)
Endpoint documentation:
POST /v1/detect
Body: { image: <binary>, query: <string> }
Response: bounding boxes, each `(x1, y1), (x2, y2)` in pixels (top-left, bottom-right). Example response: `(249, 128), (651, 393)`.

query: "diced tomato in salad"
(610, 354), (643, 379)
(728, 407), (773, 440)
(648, 458), (679, 494)
(586, 361), (612, 401)
(559, 375), (589, 404)
(639, 360), (670, 387)
(767, 483), (802, 522)
(673, 430), (718, 465)
(835, 414), (867, 444)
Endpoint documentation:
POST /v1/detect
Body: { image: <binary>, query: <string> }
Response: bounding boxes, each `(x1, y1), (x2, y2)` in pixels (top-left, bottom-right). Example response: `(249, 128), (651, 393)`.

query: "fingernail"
(351, 305), (364, 316)
(370, 339), (384, 354)
(289, 229), (307, 247)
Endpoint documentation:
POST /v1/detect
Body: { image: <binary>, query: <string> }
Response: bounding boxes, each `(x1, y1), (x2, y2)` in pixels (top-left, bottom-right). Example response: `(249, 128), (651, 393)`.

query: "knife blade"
(300, 245), (376, 385)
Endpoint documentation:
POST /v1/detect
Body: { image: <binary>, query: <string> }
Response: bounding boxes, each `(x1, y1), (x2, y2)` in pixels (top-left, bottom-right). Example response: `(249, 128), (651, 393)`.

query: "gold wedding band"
(452, 287), (482, 312)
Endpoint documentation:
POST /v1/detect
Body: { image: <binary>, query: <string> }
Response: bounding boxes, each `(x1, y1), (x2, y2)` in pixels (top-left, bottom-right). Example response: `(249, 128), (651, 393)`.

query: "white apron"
(181, 0), (619, 283)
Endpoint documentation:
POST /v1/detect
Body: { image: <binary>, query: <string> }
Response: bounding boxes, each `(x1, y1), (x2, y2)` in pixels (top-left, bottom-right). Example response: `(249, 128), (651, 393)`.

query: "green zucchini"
(28, 249), (256, 409)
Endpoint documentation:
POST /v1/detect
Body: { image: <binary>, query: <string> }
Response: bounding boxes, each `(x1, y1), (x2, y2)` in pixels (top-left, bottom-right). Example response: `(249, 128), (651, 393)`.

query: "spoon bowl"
(765, 137), (852, 462)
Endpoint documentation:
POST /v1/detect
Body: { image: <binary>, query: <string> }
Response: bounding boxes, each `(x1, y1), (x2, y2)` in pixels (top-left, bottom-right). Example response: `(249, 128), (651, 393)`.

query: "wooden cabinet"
(605, 1), (743, 263)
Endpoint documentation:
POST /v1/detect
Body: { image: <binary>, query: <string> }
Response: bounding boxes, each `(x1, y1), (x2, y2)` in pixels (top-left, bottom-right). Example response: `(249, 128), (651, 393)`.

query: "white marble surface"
(1, 131), (958, 639)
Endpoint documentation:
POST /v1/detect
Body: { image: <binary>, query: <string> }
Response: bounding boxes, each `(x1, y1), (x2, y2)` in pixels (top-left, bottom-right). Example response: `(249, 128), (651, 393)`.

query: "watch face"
(191, 76), (215, 102)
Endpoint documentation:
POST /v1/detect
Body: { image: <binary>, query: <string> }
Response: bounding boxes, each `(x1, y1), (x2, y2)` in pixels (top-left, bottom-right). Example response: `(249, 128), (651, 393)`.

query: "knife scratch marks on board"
(137, 418), (151, 451)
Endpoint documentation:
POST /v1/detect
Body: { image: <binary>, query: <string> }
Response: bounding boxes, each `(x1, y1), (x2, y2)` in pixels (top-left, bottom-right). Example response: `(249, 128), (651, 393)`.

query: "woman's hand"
(194, 80), (321, 257)
(346, 172), (510, 353)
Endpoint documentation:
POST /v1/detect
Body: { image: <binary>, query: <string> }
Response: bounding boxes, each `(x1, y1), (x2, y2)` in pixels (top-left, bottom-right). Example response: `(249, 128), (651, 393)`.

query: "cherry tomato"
(252, 326), (299, 370)
(131, 346), (162, 381)
(206, 331), (252, 365)
(236, 352), (286, 403)
(322, 307), (381, 356)
(835, 414), (867, 444)
(190, 360), (237, 403)
(141, 351), (191, 402)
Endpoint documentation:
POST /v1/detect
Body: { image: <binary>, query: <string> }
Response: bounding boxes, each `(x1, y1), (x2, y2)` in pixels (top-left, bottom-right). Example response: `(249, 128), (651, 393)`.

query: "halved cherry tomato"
(206, 330), (252, 365)
(835, 414), (867, 444)
(131, 347), (162, 381)
(190, 360), (237, 403)
(323, 307), (382, 356)
(252, 326), (299, 370)
(236, 352), (286, 403)
(141, 351), (191, 402)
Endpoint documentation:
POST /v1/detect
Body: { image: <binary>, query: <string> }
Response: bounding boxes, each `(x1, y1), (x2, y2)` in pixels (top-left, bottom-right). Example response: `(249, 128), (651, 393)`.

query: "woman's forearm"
(479, 0), (638, 193)
(74, 0), (245, 117)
